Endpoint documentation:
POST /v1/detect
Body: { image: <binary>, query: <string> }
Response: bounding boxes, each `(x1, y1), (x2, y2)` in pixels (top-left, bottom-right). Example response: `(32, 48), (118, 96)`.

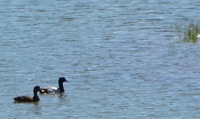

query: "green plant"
(183, 23), (200, 43)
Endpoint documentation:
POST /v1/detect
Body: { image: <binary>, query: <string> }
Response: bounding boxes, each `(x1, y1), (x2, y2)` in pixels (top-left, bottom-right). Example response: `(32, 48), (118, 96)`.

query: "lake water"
(1, 0), (200, 118)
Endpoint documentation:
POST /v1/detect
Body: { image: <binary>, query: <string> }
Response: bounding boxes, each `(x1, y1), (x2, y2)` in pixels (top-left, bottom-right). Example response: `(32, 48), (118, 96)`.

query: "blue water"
(1, 0), (200, 118)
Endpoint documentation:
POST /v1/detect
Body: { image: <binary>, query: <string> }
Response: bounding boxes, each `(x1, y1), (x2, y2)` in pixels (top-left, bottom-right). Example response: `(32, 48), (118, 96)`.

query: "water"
(1, 0), (200, 118)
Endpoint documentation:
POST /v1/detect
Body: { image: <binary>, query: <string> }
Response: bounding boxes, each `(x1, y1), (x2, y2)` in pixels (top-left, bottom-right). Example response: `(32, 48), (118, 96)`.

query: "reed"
(183, 23), (200, 43)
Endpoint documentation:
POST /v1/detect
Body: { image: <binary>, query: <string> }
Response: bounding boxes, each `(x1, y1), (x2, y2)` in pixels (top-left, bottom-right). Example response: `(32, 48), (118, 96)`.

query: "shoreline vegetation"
(183, 23), (200, 43)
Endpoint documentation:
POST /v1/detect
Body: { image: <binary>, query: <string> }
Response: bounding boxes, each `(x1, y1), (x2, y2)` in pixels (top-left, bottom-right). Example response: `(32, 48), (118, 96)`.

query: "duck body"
(40, 77), (68, 94)
(40, 87), (60, 94)
(13, 95), (39, 102)
(13, 86), (40, 102)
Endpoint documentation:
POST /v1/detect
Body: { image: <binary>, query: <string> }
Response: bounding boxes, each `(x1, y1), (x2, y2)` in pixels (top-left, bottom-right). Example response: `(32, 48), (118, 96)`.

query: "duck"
(13, 86), (40, 102)
(40, 77), (68, 94)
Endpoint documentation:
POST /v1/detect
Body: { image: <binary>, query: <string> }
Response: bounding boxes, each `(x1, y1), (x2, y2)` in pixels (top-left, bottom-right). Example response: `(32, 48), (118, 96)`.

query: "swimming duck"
(13, 86), (40, 102)
(40, 77), (68, 94)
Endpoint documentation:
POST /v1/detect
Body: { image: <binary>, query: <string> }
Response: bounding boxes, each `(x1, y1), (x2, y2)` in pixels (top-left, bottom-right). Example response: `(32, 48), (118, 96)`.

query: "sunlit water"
(1, 0), (200, 118)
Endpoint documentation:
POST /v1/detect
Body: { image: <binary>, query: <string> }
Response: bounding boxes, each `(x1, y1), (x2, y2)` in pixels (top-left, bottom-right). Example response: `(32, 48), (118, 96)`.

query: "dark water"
(1, 0), (200, 118)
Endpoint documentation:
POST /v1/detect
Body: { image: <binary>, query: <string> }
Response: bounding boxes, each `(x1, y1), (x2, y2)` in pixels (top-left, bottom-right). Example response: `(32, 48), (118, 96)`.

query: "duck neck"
(59, 81), (64, 93)
(33, 90), (39, 100)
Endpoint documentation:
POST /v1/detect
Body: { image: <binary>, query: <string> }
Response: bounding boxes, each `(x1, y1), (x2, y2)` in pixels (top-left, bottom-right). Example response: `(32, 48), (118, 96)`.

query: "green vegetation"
(183, 23), (200, 43)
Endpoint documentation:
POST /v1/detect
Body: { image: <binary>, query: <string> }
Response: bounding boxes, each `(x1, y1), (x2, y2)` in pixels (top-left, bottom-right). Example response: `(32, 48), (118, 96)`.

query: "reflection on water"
(13, 101), (39, 106)
(12, 101), (43, 117)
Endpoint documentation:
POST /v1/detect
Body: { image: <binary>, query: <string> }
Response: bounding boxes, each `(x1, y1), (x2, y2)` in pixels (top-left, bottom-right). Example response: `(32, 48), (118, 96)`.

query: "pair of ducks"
(13, 77), (68, 102)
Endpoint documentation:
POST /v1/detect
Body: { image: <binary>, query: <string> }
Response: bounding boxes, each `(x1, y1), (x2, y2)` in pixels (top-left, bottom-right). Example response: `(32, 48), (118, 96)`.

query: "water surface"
(0, 0), (200, 118)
